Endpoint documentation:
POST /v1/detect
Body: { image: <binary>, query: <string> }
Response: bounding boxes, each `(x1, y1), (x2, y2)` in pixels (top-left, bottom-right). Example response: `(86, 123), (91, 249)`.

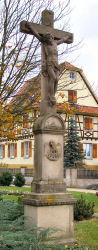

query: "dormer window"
(70, 71), (76, 80)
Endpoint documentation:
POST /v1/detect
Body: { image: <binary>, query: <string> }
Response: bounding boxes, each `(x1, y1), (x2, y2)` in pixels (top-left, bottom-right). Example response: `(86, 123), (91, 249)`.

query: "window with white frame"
(24, 141), (29, 158)
(10, 143), (14, 159)
(83, 144), (92, 159)
(0, 145), (3, 158)
(70, 71), (76, 80)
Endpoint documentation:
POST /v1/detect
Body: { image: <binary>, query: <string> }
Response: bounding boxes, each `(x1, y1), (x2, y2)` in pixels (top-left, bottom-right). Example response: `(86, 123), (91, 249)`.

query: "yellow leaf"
(0, 70), (3, 75)
(17, 128), (21, 134)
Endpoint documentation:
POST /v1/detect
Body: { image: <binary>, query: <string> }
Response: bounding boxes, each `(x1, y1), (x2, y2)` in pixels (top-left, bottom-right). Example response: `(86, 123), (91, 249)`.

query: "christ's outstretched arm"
(25, 22), (42, 42)
(56, 35), (71, 45)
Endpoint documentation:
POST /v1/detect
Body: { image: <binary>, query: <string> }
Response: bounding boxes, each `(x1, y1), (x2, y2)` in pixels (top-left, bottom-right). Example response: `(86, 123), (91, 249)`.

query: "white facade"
(0, 139), (34, 168)
(57, 64), (98, 169)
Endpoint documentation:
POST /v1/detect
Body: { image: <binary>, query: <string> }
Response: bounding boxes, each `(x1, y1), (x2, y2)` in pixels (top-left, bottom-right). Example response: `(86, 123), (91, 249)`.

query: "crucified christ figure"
(25, 22), (70, 105)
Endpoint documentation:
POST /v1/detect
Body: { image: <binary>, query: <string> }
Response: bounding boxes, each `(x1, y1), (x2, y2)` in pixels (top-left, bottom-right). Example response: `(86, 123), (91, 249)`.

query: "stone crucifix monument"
(20, 10), (76, 244)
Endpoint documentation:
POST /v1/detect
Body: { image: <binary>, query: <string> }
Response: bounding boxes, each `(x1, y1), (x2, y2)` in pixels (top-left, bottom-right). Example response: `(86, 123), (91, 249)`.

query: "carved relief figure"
(25, 22), (69, 105)
(45, 140), (61, 161)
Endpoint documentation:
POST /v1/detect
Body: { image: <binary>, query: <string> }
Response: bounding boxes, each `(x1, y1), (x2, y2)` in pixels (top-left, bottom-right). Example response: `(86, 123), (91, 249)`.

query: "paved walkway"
(67, 187), (97, 194)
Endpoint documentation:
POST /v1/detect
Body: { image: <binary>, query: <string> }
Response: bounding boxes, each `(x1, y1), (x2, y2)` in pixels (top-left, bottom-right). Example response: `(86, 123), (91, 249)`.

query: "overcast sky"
(69, 0), (98, 94)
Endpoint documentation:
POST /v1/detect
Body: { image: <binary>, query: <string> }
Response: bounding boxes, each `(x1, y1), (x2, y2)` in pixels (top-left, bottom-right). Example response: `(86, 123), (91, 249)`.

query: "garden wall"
(65, 168), (98, 189)
(0, 167), (98, 187)
(0, 167), (33, 185)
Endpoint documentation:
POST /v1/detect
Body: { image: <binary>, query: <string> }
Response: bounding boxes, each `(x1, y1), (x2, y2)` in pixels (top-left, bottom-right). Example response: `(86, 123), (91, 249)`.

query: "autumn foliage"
(0, 0), (76, 139)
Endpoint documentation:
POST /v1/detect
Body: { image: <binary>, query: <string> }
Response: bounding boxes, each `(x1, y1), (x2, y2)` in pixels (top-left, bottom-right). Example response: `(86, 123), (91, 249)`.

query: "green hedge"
(0, 171), (13, 186)
(74, 194), (95, 221)
(14, 173), (25, 187)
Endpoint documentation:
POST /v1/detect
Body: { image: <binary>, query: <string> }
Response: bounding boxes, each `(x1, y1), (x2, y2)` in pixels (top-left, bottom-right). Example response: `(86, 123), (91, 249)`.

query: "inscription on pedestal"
(44, 140), (61, 161)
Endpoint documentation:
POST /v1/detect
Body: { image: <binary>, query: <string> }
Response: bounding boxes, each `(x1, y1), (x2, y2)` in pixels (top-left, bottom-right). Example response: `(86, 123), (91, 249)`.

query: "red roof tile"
(79, 105), (98, 115)
(57, 103), (98, 116)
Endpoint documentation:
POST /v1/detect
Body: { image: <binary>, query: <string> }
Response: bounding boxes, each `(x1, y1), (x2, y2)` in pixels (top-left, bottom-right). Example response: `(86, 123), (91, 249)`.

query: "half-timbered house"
(58, 62), (98, 169)
(0, 62), (98, 171)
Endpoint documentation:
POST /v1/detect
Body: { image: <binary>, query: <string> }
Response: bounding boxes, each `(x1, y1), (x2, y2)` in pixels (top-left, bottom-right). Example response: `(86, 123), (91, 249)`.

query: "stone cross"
(20, 10), (73, 114)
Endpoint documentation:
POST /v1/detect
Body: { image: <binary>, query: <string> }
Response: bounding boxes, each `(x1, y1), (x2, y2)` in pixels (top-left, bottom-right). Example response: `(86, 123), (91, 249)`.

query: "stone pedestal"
(23, 113), (76, 243)
(32, 113), (65, 188)
(23, 192), (76, 243)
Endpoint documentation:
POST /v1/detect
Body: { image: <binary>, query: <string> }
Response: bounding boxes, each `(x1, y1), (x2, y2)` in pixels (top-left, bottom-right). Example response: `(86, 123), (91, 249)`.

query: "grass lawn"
(0, 186), (98, 212)
(68, 191), (98, 249)
(2, 194), (20, 202)
(0, 187), (98, 211)
(74, 219), (98, 250)
(0, 185), (31, 193)
(67, 191), (98, 212)
(0, 186), (31, 202)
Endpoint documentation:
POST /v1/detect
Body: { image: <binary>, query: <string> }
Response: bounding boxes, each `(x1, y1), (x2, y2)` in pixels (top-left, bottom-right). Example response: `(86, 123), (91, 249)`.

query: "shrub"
(14, 173), (25, 187)
(0, 192), (3, 201)
(74, 194), (95, 221)
(17, 197), (24, 216)
(0, 199), (24, 223)
(0, 199), (87, 249)
(0, 171), (13, 186)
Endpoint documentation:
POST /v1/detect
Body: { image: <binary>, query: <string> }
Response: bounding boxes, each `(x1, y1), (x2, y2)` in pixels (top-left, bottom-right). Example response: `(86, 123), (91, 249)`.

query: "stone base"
(31, 180), (66, 193)
(23, 192), (77, 241)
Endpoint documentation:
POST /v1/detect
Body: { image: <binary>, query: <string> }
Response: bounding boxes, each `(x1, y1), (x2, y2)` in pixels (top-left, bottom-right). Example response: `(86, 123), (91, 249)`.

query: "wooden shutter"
(8, 143), (10, 158)
(89, 118), (93, 130)
(85, 117), (89, 130)
(85, 117), (93, 130)
(21, 142), (24, 157)
(29, 141), (32, 157)
(93, 144), (97, 158)
(68, 90), (77, 103)
(23, 114), (28, 128)
(68, 90), (73, 102)
(73, 91), (77, 103)
(14, 143), (17, 158)
(3, 145), (5, 158)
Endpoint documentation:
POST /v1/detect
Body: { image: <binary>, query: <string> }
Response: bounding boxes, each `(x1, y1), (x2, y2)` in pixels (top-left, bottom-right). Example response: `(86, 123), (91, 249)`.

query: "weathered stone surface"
(23, 194), (76, 240)
(42, 10), (54, 28)
(32, 114), (65, 183)
(20, 9), (75, 244)
(33, 133), (64, 180)
(33, 113), (65, 134)
(31, 180), (66, 193)
(20, 21), (73, 42)
(40, 99), (56, 115)
(23, 192), (77, 206)
(20, 10), (73, 114)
